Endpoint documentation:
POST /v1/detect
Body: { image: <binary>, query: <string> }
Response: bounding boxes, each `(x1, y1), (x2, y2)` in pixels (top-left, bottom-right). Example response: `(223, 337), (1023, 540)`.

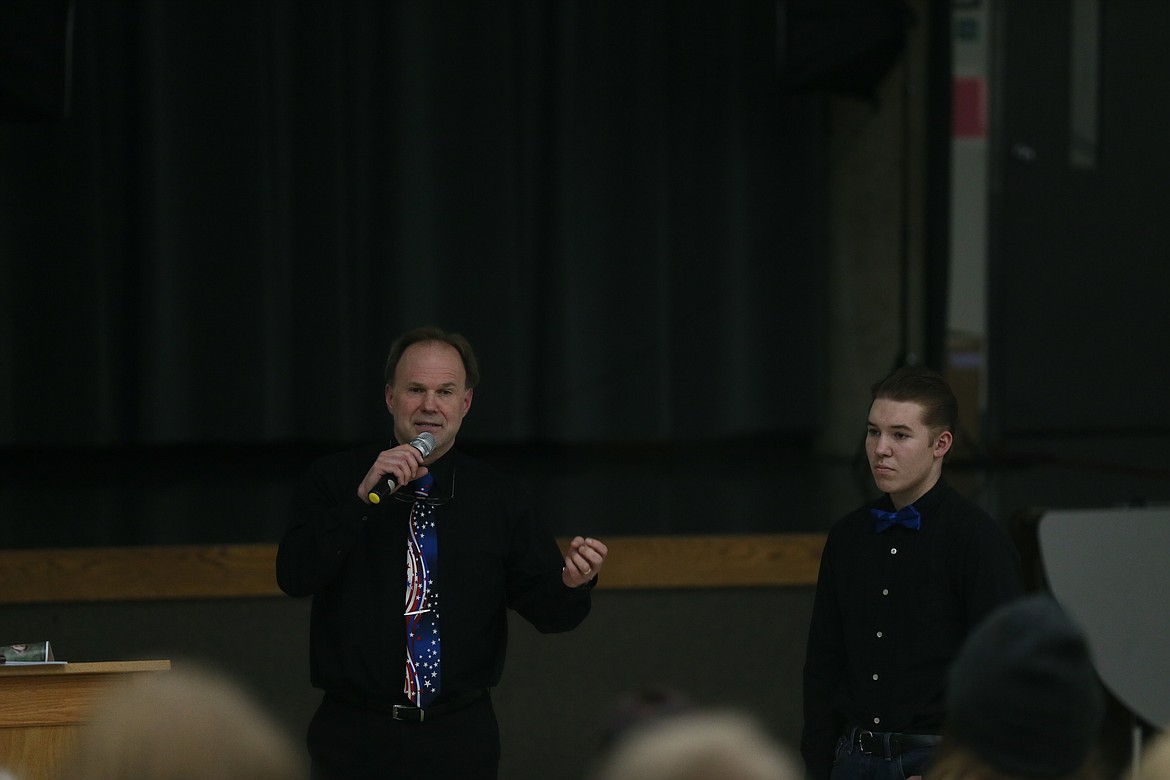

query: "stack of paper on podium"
(0, 642), (61, 665)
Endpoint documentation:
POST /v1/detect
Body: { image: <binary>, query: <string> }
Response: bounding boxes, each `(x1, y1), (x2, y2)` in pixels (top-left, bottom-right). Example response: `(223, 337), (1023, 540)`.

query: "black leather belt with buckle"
(854, 730), (941, 756)
(390, 688), (490, 722)
(327, 687), (490, 723)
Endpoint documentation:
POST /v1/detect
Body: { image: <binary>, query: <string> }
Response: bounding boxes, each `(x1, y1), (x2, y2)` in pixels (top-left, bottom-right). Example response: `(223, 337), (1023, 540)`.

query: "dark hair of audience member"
(930, 595), (1106, 780)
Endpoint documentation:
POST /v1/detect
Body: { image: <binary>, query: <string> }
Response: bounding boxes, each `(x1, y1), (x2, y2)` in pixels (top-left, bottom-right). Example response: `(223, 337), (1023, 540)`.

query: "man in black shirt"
(800, 366), (1022, 780)
(277, 326), (608, 780)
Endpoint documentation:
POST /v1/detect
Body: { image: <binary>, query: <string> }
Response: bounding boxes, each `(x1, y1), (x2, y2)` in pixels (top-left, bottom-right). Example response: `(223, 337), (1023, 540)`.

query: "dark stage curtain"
(0, 0), (827, 449)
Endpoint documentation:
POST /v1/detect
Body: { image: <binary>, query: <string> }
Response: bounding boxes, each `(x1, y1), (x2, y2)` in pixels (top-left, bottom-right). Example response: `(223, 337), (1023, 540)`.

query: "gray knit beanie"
(946, 595), (1105, 778)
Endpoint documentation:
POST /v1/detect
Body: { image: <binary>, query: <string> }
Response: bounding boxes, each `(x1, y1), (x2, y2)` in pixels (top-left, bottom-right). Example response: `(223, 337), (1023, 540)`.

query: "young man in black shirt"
(801, 366), (1023, 780)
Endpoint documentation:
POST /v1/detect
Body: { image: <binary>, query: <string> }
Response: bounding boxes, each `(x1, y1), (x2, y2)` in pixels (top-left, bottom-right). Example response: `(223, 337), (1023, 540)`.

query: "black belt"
(327, 687), (490, 723)
(850, 729), (941, 756)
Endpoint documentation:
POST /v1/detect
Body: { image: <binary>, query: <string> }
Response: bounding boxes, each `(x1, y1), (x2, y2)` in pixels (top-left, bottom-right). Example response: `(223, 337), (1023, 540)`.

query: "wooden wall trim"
(0, 535), (825, 605)
(0, 545), (282, 604)
(598, 534), (825, 588)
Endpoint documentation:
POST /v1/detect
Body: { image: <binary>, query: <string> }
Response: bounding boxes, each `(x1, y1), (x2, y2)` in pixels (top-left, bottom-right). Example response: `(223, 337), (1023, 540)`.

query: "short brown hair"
(384, 326), (480, 389)
(871, 365), (958, 433)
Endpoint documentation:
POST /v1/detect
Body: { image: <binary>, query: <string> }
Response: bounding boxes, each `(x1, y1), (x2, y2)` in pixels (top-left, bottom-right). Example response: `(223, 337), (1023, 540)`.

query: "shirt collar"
(874, 475), (949, 516)
(390, 442), (456, 500)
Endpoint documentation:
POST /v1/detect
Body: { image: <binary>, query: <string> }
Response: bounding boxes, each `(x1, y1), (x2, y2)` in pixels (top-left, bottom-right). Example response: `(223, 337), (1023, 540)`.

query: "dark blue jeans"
(829, 729), (939, 780)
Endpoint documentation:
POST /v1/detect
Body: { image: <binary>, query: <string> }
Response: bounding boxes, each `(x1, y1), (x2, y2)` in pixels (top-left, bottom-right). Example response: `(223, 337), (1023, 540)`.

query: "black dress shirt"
(800, 477), (1023, 780)
(276, 443), (591, 707)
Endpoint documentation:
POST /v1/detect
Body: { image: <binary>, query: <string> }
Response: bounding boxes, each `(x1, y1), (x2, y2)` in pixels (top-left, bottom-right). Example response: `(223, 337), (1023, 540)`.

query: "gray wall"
(2, 587), (816, 780)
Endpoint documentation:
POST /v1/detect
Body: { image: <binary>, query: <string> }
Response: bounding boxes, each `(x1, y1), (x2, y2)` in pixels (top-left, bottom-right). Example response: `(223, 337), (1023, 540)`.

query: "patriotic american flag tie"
(404, 473), (440, 707)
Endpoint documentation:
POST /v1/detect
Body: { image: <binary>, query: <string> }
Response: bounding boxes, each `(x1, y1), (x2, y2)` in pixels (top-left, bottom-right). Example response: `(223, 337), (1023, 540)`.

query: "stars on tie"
(404, 473), (441, 708)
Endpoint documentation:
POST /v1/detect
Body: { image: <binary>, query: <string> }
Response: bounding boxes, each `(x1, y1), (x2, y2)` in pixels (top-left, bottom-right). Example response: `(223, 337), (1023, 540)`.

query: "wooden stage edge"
(0, 535), (826, 605)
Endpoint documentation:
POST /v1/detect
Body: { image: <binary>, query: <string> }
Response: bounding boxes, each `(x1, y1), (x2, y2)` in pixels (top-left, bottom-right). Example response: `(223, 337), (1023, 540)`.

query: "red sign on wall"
(953, 76), (987, 138)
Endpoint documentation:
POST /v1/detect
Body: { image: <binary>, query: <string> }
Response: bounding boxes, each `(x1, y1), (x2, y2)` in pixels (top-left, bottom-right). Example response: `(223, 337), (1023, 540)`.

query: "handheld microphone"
(368, 432), (436, 504)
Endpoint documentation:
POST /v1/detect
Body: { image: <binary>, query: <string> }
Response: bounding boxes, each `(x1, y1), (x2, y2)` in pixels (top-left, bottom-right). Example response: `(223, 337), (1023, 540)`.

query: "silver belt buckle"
(859, 730), (876, 754)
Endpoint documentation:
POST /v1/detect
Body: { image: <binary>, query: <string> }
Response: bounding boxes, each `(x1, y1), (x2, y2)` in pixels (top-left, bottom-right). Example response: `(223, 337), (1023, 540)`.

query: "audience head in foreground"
(1137, 730), (1170, 780)
(932, 594), (1105, 780)
(591, 709), (799, 780)
(595, 686), (699, 752)
(61, 664), (303, 780)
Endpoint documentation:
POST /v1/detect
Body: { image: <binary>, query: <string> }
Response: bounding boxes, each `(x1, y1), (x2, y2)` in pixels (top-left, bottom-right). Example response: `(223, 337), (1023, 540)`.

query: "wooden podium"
(0, 660), (170, 780)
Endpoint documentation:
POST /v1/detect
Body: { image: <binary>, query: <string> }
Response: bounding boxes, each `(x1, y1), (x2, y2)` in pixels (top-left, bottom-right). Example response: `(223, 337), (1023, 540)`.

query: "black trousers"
(307, 693), (500, 780)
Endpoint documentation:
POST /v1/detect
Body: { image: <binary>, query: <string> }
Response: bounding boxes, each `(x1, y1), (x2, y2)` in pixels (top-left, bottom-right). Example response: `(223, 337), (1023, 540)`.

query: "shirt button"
(873, 717), (881, 725)
(890, 547), (898, 554)
(873, 674), (879, 680)
(876, 631), (883, 638)
(882, 589), (889, 596)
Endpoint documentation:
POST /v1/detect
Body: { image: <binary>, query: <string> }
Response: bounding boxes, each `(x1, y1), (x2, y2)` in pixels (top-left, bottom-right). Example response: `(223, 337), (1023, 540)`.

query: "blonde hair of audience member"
(59, 664), (303, 780)
(591, 710), (799, 780)
(1136, 730), (1170, 780)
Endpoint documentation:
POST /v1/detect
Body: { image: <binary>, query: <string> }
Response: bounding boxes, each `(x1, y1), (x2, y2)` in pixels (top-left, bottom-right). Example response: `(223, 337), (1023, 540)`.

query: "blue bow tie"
(870, 505), (921, 533)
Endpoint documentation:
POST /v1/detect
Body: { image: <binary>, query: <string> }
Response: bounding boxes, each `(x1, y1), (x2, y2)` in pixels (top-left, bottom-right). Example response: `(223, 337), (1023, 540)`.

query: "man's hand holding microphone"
(358, 432), (436, 505)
